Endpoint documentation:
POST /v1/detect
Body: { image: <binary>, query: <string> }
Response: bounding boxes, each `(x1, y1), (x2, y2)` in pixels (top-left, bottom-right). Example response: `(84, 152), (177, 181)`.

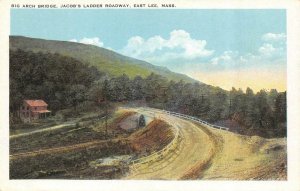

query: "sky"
(11, 9), (286, 92)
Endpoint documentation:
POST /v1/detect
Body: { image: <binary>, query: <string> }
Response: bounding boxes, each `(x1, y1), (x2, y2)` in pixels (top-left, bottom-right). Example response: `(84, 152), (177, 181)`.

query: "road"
(125, 107), (287, 180)
(10, 122), (76, 139)
(10, 115), (106, 139)
(10, 139), (112, 160)
(124, 107), (216, 179)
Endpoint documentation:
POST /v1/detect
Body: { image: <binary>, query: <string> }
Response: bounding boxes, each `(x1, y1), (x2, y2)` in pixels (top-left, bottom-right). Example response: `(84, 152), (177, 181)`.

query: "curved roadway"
(125, 107), (287, 180)
(125, 107), (216, 179)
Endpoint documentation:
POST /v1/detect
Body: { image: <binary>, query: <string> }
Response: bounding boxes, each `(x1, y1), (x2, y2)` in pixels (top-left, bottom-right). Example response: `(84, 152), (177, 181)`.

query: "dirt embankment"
(10, 139), (133, 179)
(129, 119), (174, 154)
(10, 110), (175, 179)
(199, 128), (287, 180)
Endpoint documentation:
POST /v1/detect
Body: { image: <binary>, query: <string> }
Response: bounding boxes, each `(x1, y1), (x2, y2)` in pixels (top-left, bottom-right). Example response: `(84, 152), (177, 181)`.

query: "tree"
(132, 76), (145, 100)
(268, 89), (279, 109)
(254, 90), (275, 129)
(244, 87), (256, 127)
(144, 73), (168, 103)
(274, 92), (286, 123)
(66, 84), (87, 110)
(102, 79), (109, 139)
(208, 90), (228, 121)
(107, 74), (131, 101)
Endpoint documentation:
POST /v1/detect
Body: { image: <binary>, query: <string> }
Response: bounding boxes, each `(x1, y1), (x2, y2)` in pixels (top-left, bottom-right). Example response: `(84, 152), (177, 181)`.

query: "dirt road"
(10, 139), (112, 160)
(124, 108), (215, 179)
(10, 122), (76, 139)
(125, 107), (287, 180)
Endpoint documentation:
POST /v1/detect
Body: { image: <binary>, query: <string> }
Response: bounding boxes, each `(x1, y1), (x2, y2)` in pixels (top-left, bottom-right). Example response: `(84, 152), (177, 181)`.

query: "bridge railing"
(144, 107), (229, 131)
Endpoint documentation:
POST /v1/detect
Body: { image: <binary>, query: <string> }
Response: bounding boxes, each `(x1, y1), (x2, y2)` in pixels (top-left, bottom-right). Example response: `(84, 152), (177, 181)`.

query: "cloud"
(259, 33), (286, 59)
(262, 33), (286, 42)
(208, 33), (286, 69)
(258, 43), (276, 57)
(120, 31), (286, 74)
(69, 37), (104, 47)
(121, 29), (214, 61)
(210, 51), (242, 66)
(69, 39), (77, 42)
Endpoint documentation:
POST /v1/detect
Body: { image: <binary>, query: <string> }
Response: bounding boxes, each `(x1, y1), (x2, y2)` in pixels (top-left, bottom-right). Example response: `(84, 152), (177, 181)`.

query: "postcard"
(1, 0), (300, 190)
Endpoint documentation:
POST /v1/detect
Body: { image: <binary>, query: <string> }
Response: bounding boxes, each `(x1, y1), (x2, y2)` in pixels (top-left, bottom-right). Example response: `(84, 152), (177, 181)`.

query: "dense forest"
(10, 49), (102, 112)
(10, 49), (287, 137)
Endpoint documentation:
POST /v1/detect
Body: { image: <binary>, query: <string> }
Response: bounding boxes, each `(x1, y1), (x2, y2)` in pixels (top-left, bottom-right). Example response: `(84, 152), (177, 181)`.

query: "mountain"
(9, 36), (197, 83)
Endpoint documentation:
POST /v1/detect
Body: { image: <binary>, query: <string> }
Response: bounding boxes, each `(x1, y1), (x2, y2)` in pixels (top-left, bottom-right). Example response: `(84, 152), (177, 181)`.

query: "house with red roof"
(19, 100), (51, 122)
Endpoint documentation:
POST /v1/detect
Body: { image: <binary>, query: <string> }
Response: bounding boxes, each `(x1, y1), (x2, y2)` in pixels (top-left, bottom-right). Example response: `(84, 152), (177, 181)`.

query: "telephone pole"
(229, 97), (232, 118)
(103, 79), (109, 139)
(105, 96), (108, 139)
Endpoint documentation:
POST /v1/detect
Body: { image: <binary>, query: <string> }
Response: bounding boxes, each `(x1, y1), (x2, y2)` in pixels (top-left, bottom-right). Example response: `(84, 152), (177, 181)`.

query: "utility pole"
(103, 79), (109, 139)
(105, 96), (108, 139)
(229, 97), (232, 119)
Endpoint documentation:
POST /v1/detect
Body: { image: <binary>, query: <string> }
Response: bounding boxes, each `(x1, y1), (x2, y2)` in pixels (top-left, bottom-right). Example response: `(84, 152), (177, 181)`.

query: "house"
(19, 100), (51, 122)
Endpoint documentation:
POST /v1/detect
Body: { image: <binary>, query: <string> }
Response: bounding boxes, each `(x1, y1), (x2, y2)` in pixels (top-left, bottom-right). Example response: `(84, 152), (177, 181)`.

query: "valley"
(10, 107), (286, 180)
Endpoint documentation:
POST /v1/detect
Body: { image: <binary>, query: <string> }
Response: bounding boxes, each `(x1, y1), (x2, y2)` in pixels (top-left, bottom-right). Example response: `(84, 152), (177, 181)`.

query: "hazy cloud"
(69, 37), (104, 47)
(259, 43), (276, 57)
(262, 33), (286, 42)
(210, 51), (242, 66)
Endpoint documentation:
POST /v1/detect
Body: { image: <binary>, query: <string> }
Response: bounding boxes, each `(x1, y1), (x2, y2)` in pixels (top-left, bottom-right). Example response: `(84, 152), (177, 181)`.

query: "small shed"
(19, 99), (51, 122)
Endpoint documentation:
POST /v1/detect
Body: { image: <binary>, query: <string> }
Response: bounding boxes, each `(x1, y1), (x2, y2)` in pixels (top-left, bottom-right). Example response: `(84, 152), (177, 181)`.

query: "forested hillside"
(10, 36), (196, 83)
(10, 49), (102, 112)
(10, 49), (286, 138)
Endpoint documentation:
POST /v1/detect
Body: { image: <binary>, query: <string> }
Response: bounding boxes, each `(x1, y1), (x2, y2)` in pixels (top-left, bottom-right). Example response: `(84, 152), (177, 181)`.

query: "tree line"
(101, 74), (286, 137)
(10, 50), (286, 137)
